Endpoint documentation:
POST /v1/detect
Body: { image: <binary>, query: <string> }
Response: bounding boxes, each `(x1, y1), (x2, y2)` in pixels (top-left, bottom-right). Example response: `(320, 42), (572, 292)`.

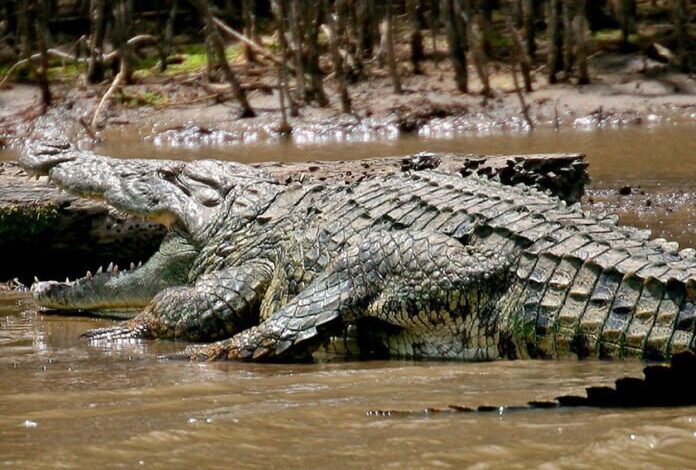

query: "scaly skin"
(20, 141), (696, 362)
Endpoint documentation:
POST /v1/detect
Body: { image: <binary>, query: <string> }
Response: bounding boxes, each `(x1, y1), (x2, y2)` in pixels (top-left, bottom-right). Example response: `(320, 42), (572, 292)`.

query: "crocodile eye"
(158, 166), (180, 180)
(197, 188), (222, 207)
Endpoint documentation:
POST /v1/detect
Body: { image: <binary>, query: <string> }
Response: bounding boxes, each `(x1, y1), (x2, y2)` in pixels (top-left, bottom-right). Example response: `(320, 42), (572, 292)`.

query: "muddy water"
(2, 126), (696, 468)
(0, 296), (696, 468)
(2, 293), (696, 468)
(96, 125), (694, 184)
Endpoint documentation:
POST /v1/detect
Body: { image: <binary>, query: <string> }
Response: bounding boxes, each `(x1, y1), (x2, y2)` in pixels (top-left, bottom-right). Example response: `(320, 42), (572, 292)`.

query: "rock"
(618, 185), (632, 196)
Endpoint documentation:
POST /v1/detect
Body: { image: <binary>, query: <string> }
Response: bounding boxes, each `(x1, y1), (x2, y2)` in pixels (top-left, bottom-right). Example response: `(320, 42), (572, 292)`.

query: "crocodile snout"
(19, 139), (78, 176)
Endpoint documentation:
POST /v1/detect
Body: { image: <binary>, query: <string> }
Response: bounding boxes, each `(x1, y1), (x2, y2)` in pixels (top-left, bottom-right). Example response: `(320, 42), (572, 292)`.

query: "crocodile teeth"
(107, 262), (114, 273)
(137, 261), (142, 268)
(130, 262), (135, 270)
(65, 277), (70, 283)
(34, 276), (40, 284)
(97, 266), (103, 274)
(113, 264), (119, 273)
(86, 271), (92, 280)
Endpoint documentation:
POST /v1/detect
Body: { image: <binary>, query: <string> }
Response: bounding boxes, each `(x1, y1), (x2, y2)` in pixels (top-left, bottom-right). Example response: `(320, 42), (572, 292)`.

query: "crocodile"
(20, 141), (696, 362)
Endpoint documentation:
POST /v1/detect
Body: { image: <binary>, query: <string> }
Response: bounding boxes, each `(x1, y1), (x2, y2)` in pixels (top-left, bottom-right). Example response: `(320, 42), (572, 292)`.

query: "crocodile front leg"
(83, 260), (274, 342)
(186, 231), (512, 361)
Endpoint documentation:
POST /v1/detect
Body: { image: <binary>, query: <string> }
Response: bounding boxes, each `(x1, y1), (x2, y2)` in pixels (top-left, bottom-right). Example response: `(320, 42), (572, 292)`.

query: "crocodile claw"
(184, 341), (242, 361)
(184, 327), (277, 361)
(20, 139), (78, 175)
(82, 321), (148, 341)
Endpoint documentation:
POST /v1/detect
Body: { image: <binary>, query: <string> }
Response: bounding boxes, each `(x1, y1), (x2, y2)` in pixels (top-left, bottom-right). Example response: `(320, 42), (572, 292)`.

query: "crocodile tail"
(555, 350), (696, 408)
(506, 235), (696, 361)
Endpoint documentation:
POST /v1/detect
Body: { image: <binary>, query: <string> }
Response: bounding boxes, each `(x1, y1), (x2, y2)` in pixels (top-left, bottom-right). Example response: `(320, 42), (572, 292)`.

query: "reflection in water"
(2, 293), (696, 468)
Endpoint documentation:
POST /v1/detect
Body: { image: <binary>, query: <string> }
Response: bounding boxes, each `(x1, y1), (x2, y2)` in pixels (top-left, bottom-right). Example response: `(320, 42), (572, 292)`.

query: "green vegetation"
(118, 89), (167, 108)
(46, 62), (85, 81)
(592, 29), (644, 47)
(165, 44), (210, 75)
(0, 204), (59, 240)
(133, 43), (243, 79)
(2, 42), (243, 84)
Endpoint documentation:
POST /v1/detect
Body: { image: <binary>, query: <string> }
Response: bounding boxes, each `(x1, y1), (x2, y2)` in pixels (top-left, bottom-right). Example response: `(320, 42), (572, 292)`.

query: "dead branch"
(102, 34), (159, 62)
(202, 81), (276, 95)
(155, 93), (223, 108)
(90, 71), (124, 132)
(0, 34), (159, 89)
(211, 16), (283, 67)
(0, 48), (81, 88)
(78, 116), (99, 140)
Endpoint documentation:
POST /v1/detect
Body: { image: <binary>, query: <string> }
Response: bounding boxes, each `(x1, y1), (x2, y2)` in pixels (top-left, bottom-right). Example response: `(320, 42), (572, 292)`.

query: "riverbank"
(1, 49), (694, 150)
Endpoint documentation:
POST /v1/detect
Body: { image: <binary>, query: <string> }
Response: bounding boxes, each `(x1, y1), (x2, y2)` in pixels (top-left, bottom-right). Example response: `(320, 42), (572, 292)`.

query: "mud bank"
(1, 52), (694, 149)
(0, 151), (586, 284)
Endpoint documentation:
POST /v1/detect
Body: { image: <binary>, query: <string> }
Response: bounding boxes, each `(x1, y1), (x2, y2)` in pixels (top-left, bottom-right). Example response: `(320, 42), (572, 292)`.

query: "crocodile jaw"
(31, 265), (151, 311)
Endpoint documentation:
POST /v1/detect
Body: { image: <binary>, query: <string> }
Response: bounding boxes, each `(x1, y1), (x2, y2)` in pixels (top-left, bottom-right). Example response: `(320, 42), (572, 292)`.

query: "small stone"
(618, 186), (632, 196)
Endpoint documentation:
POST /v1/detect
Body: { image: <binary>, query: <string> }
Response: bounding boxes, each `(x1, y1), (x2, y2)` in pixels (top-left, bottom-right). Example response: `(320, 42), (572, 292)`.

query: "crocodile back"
(312, 170), (695, 360)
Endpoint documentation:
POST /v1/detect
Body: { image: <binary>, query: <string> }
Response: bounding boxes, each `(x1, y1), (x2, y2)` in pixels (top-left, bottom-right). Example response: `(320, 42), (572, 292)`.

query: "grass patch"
(3, 42), (246, 82)
(0, 204), (60, 240)
(592, 29), (641, 44)
(46, 62), (85, 81)
(118, 89), (166, 107)
(0, 57), (85, 83)
(487, 29), (512, 50)
(136, 43), (244, 77)
(165, 44), (209, 75)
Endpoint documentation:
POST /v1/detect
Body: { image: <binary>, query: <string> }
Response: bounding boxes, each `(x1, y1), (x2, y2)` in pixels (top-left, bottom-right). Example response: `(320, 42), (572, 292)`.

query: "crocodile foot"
(184, 325), (312, 362)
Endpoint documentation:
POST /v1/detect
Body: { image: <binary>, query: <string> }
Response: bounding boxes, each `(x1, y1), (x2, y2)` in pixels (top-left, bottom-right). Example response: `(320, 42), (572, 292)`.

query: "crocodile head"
(21, 140), (280, 312)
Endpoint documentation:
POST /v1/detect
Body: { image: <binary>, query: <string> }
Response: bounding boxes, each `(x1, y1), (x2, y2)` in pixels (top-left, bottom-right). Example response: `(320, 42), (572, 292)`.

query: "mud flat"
(0, 151), (586, 284)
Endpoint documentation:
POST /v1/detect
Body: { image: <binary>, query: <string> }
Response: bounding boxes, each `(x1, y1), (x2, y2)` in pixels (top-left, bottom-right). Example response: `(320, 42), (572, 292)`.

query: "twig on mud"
(90, 71), (124, 132)
(202, 81), (276, 95)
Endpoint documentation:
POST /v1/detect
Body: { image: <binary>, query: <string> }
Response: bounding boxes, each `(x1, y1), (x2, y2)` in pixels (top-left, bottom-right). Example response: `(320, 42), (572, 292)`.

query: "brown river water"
(1, 125), (695, 468)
